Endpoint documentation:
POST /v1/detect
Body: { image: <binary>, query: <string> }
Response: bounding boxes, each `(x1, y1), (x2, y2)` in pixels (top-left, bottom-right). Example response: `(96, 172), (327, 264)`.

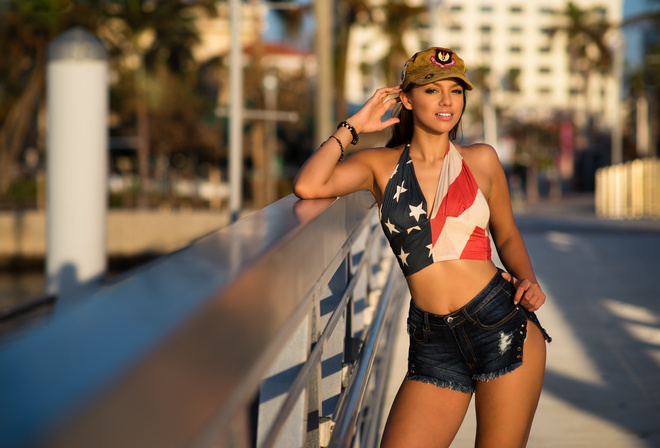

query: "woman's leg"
(473, 321), (547, 448)
(380, 379), (472, 448)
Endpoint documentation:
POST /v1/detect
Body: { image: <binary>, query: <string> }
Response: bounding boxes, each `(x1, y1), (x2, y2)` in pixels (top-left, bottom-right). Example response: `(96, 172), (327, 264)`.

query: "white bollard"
(46, 27), (108, 304)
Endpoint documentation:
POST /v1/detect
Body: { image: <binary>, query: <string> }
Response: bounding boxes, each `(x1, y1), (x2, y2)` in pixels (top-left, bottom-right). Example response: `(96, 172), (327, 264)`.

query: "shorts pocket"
(407, 318), (428, 344)
(467, 293), (521, 330)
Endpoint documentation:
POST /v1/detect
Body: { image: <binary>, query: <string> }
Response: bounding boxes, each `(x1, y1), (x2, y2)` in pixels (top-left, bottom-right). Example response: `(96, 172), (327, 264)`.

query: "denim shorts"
(406, 269), (552, 394)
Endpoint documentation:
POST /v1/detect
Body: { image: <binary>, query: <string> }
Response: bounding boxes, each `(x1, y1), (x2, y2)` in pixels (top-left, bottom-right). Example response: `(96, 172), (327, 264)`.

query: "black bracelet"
(337, 121), (359, 145)
(329, 135), (344, 160)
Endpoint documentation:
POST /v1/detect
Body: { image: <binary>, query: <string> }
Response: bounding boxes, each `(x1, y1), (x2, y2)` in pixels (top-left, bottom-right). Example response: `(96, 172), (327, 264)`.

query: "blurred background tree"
(0, 0), (219, 209)
(548, 1), (614, 153)
(96, 0), (218, 208)
(0, 0), (100, 198)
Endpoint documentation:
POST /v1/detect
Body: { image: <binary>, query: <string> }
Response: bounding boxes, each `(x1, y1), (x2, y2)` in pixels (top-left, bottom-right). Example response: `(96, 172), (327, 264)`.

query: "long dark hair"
(386, 79), (468, 148)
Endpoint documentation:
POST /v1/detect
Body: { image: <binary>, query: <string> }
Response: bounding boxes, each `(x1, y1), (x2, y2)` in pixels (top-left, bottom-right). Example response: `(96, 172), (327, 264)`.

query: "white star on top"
(384, 219), (399, 235)
(407, 226), (421, 234)
(389, 164), (399, 179)
(426, 243), (433, 257)
(408, 203), (426, 222)
(398, 247), (410, 266)
(393, 181), (407, 202)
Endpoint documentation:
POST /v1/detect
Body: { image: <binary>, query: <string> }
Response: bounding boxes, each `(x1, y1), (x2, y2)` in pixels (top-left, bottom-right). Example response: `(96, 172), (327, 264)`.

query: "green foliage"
(0, 0), (222, 207)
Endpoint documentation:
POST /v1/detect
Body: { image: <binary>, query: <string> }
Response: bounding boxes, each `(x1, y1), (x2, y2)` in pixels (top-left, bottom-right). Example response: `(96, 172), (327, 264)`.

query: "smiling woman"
(293, 47), (551, 447)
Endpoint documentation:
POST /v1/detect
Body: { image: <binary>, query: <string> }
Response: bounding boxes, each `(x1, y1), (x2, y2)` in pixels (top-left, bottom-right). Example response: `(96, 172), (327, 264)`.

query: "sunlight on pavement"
(539, 281), (606, 387)
(603, 298), (660, 369)
(602, 298), (660, 326)
(545, 231), (574, 252)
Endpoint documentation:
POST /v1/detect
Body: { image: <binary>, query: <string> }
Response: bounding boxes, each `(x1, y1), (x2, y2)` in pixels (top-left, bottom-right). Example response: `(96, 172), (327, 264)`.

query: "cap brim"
(410, 73), (473, 90)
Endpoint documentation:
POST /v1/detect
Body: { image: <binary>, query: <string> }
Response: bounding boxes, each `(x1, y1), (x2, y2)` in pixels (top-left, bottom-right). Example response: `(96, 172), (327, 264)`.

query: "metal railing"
(0, 191), (408, 448)
(596, 158), (660, 220)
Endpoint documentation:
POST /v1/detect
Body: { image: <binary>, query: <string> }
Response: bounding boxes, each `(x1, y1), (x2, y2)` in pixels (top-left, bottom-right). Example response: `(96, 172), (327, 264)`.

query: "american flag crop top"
(379, 142), (491, 277)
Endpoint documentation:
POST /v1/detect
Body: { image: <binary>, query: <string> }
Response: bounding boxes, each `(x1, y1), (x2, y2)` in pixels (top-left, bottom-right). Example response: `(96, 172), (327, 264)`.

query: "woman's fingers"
(516, 280), (545, 312)
(501, 272), (545, 312)
(349, 86), (402, 133)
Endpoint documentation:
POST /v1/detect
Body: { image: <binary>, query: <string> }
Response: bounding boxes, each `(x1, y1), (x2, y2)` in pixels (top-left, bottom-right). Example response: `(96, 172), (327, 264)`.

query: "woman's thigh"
(380, 379), (472, 448)
(473, 321), (547, 448)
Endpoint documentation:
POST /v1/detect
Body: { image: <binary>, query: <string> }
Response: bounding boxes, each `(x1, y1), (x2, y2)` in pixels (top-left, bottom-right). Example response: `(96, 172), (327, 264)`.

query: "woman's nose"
(439, 93), (451, 106)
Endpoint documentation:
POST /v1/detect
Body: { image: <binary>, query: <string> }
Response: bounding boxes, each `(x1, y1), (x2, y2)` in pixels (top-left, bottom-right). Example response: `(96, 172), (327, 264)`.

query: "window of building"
(480, 5), (493, 12)
(505, 67), (521, 92)
(450, 5), (463, 12)
(449, 24), (462, 32)
(539, 66), (551, 74)
(540, 27), (554, 35)
(510, 26), (523, 33)
(538, 87), (552, 95)
(539, 46), (551, 53)
(510, 6), (523, 14)
(480, 44), (492, 53)
(539, 7), (555, 14)
(510, 46), (522, 53)
(480, 25), (492, 33)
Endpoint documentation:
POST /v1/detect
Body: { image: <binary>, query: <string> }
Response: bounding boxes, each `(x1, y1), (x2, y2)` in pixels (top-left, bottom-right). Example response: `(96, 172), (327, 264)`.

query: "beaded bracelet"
(329, 135), (344, 160)
(337, 121), (359, 145)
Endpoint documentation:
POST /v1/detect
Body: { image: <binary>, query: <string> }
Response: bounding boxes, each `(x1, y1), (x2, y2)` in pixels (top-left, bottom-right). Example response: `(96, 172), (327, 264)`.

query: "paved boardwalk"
(382, 195), (660, 447)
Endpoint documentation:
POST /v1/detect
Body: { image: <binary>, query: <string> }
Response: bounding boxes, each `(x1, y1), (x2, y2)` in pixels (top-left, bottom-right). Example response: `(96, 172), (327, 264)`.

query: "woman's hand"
(501, 272), (546, 312)
(347, 85), (402, 134)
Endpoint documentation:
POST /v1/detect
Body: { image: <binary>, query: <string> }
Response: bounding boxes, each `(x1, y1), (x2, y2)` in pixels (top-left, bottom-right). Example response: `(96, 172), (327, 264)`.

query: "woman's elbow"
(292, 180), (316, 199)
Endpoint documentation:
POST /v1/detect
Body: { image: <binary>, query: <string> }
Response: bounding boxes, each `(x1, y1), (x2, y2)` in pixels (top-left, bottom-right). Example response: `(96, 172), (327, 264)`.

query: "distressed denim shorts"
(406, 269), (552, 394)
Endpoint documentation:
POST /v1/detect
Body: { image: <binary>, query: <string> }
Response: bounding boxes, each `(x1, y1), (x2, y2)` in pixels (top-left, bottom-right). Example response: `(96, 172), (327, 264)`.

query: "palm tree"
(96, 0), (217, 208)
(334, 0), (426, 118)
(548, 2), (614, 151)
(622, 0), (660, 158)
(380, 2), (427, 86)
(335, 0), (372, 119)
(0, 0), (100, 195)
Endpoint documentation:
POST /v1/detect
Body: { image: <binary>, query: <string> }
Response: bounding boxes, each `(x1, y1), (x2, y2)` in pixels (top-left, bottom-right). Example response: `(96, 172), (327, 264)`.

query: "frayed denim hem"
(473, 361), (523, 382)
(406, 374), (474, 394)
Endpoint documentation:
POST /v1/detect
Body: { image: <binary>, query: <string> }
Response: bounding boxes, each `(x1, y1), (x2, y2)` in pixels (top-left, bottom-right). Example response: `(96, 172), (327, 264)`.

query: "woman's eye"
(425, 88), (437, 94)
(452, 89), (463, 94)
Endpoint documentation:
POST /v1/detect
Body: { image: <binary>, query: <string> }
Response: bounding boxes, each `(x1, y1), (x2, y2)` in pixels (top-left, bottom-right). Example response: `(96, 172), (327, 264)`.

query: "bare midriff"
(405, 259), (499, 315)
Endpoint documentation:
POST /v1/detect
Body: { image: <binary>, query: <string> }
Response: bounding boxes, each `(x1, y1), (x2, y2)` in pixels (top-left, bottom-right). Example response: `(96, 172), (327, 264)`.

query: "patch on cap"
(431, 49), (456, 68)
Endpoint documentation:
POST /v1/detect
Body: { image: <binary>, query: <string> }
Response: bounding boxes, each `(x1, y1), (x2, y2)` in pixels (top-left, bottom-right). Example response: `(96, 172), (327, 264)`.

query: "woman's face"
(400, 79), (465, 136)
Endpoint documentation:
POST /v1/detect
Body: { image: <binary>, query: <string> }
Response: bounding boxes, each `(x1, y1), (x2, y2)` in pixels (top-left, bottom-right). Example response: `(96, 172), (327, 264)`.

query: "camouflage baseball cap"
(401, 47), (473, 90)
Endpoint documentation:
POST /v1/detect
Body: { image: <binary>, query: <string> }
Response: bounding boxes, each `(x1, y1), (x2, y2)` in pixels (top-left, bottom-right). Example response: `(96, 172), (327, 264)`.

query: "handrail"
(0, 191), (407, 448)
(328, 259), (407, 448)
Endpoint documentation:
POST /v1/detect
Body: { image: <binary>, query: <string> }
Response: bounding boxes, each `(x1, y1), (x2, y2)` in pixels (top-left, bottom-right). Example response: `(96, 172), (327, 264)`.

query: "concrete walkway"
(381, 194), (660, 447)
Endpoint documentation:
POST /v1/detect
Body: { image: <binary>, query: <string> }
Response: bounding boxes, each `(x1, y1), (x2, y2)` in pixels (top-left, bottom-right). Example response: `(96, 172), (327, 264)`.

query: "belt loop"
(462, 308), (475, 324)
(423, 313), (430, 332)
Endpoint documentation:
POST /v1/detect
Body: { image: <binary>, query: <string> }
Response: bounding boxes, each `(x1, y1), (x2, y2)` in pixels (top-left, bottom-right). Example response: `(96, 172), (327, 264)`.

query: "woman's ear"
(400, 91), (413, 111)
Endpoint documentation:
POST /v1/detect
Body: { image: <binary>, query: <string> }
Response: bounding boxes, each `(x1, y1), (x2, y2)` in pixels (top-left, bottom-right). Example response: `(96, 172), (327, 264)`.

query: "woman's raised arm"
(292, 86), (401, 199)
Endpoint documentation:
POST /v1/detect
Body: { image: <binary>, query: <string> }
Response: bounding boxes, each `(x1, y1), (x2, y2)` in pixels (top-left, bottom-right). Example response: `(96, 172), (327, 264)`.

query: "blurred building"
(346, 0), (624, 146)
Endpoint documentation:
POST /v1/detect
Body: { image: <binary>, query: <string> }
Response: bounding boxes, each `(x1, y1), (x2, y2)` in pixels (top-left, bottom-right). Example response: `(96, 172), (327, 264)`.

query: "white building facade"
(346, 0), (624, 148)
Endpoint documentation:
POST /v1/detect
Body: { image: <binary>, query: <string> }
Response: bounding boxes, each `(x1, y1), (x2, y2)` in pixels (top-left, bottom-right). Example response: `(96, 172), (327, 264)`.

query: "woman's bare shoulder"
(455, 142), (499, 161)
(455, 142), (503, 174)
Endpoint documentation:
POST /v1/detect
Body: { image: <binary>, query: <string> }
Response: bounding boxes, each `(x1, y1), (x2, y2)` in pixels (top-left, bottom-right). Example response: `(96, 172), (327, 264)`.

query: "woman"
(293, 47), (551, 448)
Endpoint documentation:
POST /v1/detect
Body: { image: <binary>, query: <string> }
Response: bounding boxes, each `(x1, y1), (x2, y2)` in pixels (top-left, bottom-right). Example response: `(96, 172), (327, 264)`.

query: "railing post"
(306, 298), (323, 448)
(46, 27), (108, 304)
(257, 313), (311, 448)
